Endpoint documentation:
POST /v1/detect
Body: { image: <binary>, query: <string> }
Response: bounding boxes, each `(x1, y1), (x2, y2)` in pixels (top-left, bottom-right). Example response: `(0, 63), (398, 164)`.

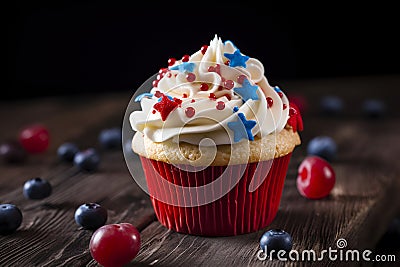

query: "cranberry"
(90, 223), (140, 267)
(297, 156), (336, 199)
(19, 124), (50, 154)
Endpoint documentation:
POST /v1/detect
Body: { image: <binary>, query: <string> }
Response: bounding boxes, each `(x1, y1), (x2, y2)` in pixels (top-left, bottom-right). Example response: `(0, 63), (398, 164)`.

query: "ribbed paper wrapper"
(140, 153), (292, 236)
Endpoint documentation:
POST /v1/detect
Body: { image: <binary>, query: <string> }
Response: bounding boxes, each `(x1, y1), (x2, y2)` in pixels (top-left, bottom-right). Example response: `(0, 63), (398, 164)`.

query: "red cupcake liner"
(140, 153), (292, 236)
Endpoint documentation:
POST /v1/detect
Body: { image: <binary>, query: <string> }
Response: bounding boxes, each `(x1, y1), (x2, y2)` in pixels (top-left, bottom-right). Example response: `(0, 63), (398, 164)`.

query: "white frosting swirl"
(130, 35), (289, 145)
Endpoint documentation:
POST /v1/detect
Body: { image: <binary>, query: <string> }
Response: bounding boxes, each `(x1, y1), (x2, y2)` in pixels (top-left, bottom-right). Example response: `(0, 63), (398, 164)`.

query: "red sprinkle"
(173, 98), (182, 105)
(168, 58), (176, 66)
(200, 83), (209, 91)
(225, 60), (230, 66)
(266, 97), (273, 108)
(278, 92), (283, 98)
(185, 107), (195, 118)
(237, 75), (247, 84)
(214, 64), (221, 74)
(152, 80), (159, 87)
(156, 74), (164, 80)
(224, 80), (234, 90)
(216, 101), (225, 110)
(200, 45), (208, 55)
(218, 85), (224, 91)
(182, 54), (190, 62)
(166, 72), (172, 78)
(159, 68), (168, 74)
(283, 104), (287, 110)
(208, 64), (221, 75)
(153, 95), (179, 121)
(182, 93), (188, 98)
(191, 99), (195, 103)
(154, 91), (163, 98)
(209, 93), (217, 100)
(186, 73), (196, 82)
(152, 110), (156, 114)
(223, 94), (231, 100)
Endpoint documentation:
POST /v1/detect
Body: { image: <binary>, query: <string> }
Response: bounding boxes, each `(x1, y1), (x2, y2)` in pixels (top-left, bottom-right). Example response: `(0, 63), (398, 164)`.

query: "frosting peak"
(130, 35), (290, 145)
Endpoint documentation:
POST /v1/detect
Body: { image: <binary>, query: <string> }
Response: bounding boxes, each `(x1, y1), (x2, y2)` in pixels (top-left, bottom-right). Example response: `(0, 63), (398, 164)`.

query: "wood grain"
(1, 75), (399, 267)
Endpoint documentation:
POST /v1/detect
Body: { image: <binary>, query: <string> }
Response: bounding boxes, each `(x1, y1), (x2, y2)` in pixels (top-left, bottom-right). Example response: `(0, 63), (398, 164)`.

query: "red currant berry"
(181, 54), (190, 62)
(168, 58), (176, 66)
(19, 124), (50, 153)
(90, 223), (140, 267)
(200, 45), (208, 54)
(297, 156), (336, 199)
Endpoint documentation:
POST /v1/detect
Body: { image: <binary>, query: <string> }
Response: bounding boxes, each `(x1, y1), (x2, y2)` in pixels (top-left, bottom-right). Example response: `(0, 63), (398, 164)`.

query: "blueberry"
(0, 204), (23, 235)
(74, 203), (107, 230)
(320, 96), (344, 115)
(362, 99), (385, 118)
(307, 136), (337, 161)
(23, 177), (52, 200)
(99, 128), (122, 150)
(0, 140), (27, 164)
(57, 142), (79, 162)
(260, 229), (293, 259)
(74, 148), (100, 172)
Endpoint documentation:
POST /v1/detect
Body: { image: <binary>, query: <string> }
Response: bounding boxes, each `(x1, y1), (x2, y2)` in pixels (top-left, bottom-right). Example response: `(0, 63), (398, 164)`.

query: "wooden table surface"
(1, 75), (400, 267)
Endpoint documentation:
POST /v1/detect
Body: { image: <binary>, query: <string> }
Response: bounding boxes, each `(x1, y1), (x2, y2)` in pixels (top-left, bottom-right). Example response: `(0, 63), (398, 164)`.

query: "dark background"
(6, 1), (400, 100)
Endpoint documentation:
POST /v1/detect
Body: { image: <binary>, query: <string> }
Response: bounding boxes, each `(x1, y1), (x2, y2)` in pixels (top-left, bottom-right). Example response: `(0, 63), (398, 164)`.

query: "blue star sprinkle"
(224, 49), (249, 68)
(274, 86), (282, 93)
(233, 78), (259, 102)
(134, 93), (153, 102)
(228, 113), (256, 142)
(169, 62), (196, 73)
(233, 106), (239, 113)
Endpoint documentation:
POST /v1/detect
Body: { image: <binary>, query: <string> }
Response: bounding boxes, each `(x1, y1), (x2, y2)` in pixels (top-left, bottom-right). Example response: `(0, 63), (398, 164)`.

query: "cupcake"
(130, 35), (303, 236)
